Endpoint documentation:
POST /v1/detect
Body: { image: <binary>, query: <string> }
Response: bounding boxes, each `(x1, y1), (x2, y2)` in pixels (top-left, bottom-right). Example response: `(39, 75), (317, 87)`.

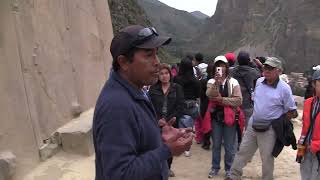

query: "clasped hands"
(159, 117), (193, 156)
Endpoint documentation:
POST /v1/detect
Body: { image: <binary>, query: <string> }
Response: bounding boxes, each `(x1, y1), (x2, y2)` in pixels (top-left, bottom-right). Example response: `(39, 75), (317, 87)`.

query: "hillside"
(108, 0), (179, 63)
(191, 0), (320, 72)
(136, 0), (206, 57)
(191, 11), (209, 20)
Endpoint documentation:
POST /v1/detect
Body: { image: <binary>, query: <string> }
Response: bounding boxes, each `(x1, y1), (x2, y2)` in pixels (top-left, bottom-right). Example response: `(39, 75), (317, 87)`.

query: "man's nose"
(154, 55), (160, 66)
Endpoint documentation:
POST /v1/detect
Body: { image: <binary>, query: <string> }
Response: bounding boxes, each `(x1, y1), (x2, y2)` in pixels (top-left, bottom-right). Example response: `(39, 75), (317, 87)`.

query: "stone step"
(56, 108), (94, 156)
(0, 151), (16, 180)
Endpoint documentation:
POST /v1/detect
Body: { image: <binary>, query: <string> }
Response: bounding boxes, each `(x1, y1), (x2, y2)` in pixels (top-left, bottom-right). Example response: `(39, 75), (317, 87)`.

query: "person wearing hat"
(231, 51), (261, 128)
(92, 25), (193, 180)
(206, 55), (243, 178)
(298, 69), (320, 180)
(225, 52), (236, 70)
(230, 57), (298, 180)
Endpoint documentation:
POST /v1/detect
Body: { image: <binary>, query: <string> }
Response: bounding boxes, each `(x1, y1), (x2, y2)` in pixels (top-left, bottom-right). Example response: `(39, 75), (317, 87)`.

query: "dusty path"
(24, 123), (302, 180)
(171, 123), (301, 180)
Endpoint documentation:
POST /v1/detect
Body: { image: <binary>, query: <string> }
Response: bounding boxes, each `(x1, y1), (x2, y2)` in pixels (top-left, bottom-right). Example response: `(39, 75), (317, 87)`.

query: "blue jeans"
(179, 105), (199, 128)
(211, 120), (236, 172)
(179, 115), (194, 128)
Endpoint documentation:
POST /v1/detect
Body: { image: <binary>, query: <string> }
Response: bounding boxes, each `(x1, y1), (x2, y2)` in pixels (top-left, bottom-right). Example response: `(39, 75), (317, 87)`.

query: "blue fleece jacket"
(93, 71), (171, 180)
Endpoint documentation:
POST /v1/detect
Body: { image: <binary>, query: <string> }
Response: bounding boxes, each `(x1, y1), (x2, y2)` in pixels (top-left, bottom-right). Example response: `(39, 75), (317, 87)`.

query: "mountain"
(136, 0), (206, 57)
(192, 0), (320, 72)
(108, 0), (179, 63)
(191, 11), (210, 20)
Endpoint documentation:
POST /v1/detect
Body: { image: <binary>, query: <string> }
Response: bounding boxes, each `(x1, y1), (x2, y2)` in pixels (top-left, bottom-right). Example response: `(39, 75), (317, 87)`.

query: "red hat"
(225, 52), (236, 63)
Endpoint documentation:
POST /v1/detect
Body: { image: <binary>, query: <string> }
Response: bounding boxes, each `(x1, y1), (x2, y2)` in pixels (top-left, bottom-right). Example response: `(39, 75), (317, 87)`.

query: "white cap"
(214, 55), (228, 64)
(313, 65), (320, 71)
(198, 63), (208, 74)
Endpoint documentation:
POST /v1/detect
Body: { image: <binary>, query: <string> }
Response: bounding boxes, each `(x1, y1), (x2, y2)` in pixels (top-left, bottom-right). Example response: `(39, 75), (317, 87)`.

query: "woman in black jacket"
(173, 58), (201, 157)
(149, 63), (184, 177)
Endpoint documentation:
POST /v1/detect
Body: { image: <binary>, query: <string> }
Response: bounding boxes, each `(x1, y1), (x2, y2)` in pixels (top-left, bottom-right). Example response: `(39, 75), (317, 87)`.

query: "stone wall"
(0, 0), (113, 179)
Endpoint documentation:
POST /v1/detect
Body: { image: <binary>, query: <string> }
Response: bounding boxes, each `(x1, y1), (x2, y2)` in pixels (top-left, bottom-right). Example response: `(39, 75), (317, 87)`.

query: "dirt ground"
(23, 122), (302, 180)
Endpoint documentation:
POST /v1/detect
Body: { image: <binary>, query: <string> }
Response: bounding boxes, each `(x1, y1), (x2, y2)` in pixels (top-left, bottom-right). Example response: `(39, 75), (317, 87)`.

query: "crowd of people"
(92, 25), (320, 180)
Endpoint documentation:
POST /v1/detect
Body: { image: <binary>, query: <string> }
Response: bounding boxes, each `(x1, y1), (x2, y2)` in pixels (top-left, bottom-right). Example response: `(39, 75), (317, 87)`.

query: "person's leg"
(211, 121), (223, 171)
(167, 157), (173, 169)
(223, 124), (236, 172)
(243, 108), (253, 129)
(303, 151), (320, 180)
(179, 115), (194, 156)
(257, 127), (276, 180)
(202, 132), (211, 150)
(230, 125), (258, 180)
(167, 157), (175, 177)
(194, 115), (203, 143)
(178, 115), (192, 128)
(300, 151), (313, 180)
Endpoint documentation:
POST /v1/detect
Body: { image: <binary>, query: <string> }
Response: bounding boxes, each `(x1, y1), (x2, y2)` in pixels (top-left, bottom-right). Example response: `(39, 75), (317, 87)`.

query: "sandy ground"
(23, 122), (302, 180)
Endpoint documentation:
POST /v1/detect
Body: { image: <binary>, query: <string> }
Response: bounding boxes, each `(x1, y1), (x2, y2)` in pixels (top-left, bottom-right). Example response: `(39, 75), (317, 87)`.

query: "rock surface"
(57, 109), (94, 156)
(0, 0), (113, 179)
(0, 152), (16, 180)
(192, 0), (320, 72)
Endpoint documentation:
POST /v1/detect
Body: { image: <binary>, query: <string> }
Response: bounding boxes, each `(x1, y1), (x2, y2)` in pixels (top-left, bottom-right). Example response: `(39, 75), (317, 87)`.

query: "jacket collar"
(110, 71), (149, 102)
(262, 77), (280, 88)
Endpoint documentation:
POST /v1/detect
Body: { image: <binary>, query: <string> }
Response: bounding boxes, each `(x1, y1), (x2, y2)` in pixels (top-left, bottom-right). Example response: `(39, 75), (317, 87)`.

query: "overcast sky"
(158, 0), (218, 16)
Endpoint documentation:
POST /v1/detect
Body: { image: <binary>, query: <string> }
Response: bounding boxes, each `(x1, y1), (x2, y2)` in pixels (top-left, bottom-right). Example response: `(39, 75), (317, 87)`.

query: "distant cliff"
(108, 0), (179, 63)
(192, 0), (320, 72)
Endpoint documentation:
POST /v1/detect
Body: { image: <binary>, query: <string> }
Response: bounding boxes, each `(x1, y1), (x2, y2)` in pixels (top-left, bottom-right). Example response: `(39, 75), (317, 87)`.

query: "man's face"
(313, 80), (320, 97)
(126, 48), (160, 88)
(262, 65), (281, 82)
(192, 59), (198, 66)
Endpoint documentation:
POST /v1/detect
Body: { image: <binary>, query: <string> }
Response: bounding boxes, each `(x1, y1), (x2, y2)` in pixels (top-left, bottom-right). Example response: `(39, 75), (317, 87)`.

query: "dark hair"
(195, 53), (204, 62)
(178, 58), (194, 76)
(112, 48), (138, 71)
(206, 61), (215, 79)
(185, 54), (194, 61)
(228, 60), (235, 67)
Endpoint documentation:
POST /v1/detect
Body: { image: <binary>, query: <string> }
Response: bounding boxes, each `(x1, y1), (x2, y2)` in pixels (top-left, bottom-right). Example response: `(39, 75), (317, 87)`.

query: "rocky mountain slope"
(109, 0), (319, 72)
(191, 11), (210, 20)
(136, 0), (206, 57)
(108, 0), (179, 63)
(192, 0), (320, 72)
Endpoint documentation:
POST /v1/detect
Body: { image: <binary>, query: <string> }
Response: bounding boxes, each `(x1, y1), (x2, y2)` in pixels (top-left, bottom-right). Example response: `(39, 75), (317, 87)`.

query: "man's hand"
(158, 117), (176, 128)
(286, 109), (298, 119)
(162, 127), (193, 156)
(159, 117), (193, 156)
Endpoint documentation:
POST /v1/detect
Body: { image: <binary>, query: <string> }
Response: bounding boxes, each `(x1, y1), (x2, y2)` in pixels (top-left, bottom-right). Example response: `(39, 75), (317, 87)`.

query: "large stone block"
(39, 143), (60, 161)
(0, 152), (16, 180)
(56, 109), (94, 156)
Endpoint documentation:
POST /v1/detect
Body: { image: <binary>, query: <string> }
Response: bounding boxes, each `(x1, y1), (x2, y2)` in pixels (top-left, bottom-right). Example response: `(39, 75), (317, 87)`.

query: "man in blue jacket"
(93, 25), (193, 180)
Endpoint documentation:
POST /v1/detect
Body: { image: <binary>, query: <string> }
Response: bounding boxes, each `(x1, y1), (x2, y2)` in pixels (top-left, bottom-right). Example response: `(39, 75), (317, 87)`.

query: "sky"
(158, 0), (218, 16)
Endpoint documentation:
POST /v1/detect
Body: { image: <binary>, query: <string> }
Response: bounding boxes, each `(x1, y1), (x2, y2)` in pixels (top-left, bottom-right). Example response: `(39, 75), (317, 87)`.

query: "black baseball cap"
(110, 25), (172, 60)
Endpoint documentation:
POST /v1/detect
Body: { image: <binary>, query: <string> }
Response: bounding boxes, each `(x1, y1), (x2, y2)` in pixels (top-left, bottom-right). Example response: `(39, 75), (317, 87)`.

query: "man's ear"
(117, 55), (130, 71)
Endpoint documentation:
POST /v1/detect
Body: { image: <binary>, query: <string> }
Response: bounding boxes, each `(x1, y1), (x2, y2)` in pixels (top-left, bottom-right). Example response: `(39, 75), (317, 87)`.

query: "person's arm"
(96, 106), (171, 180)
(286, 109), (298, 119)
(283, 85), (298, 119)
(206, 81), (220, 98)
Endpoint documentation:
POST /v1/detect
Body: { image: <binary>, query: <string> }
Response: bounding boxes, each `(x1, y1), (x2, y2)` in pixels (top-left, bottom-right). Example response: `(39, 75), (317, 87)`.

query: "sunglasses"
(132, 27), (159, 46)
(262, 65), (276, 71)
